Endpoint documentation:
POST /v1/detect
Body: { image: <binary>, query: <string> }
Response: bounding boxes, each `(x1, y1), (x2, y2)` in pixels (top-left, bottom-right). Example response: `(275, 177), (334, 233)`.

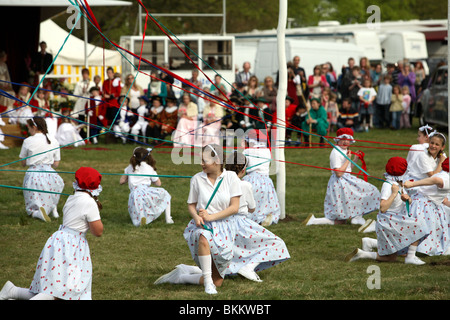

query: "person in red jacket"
(102, 67), (121, 126)
(85, 87), (107, 144)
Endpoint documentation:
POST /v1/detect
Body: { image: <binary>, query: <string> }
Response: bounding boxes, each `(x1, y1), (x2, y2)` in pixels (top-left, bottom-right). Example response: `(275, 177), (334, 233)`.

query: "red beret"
(442, 158), (449, 172)
(75, 167), (102, 190)
(336, 128), (354, 137)
(385, 157), (408, 176)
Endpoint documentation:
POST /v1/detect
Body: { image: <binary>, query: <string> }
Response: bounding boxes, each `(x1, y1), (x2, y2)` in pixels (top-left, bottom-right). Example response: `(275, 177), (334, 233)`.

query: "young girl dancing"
(19, 117), (65, 221)
(0, 167), (104, 300)
(154, 144), (242, 294)
(303, 127), (380, 226)
(242, 129), (280, 226)
(404, 155), (449, 256)
(405, 124), (435, 182)
(224, 151), (290, 282)
(120, 147), (173, 227)
(345, 157), (429, 265)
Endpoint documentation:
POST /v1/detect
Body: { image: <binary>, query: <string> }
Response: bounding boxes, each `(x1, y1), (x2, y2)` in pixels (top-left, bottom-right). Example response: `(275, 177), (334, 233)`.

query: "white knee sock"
(406, 245), (418, 259)
(29, 292), (55, 300)
(179, 273), (202, 285)
(165, 201), (173, 223)
(198, 255), (213, 286)
(11, 286), (37, 300)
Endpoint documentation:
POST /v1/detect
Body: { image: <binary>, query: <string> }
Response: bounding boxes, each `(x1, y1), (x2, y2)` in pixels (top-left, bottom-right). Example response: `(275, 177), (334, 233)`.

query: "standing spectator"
(374, 74), (392, 129)
(357, 78), (377, 132)
(323, 62), (337, 92)
(400, 85), (411, 129)
(0, 51), (15, 112)
(389, 85), (403, 130)
(235, 61), (253, 87)
(370, 63), (382, 88)
(391, 60), (403, 86)
(102, 67), (121, 126)
(73, 68), (95, 122)
(30, 41), (54, 86)
(359, 57), (371, 79)
(414, 61), (426, 96)
(338, 58), (356, 100)
(292, 55), (308, 97)
(347, 66), (363, 112)
(397, 62), (416, 124)
(308, 65), (328, 98)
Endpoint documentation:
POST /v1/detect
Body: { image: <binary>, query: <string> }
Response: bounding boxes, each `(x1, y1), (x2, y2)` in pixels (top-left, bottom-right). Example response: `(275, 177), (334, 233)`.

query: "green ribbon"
(201, 176), (224, 233)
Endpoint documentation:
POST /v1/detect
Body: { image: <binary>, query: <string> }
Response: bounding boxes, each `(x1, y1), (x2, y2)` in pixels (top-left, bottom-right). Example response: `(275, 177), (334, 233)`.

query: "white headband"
(206, 144), (218, 157)
(429, 131), (447, 144)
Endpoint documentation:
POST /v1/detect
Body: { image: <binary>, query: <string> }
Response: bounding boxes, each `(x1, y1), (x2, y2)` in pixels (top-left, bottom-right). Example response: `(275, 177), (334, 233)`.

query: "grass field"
(0, 121), (449, 301)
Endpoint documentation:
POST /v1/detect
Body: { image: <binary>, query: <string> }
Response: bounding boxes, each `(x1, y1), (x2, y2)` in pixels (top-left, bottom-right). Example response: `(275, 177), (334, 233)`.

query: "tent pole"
(276, 0), (287, 220)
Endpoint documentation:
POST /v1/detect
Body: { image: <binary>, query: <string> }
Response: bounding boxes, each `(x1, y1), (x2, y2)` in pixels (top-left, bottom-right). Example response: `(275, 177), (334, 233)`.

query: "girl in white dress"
(303, 127), (380, 226)
(0, 167), (104, 300)
(345, 157), (429, 265)
(404, 142), (449, 256)
(405, 124), (435, 182)
(224, 151), (290, 282)
(154, 144), (242, 295)
(120, 147), (173, 227)
(19, 117), (64, 221)
(242, 129), (280, 226)
(55, 110), (86, 148)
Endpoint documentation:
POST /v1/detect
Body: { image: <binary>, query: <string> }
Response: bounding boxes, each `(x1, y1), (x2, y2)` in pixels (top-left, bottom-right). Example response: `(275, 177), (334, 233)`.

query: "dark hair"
(202, 144), (224, 171)
(130, 147), (156, 171)
(430, 132), (446, 146)
(225, 151), (247, 175)
(27, 117), (51, 144)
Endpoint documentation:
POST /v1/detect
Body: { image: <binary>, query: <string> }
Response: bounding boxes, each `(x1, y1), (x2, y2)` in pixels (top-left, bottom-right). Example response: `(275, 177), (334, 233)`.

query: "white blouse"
(187, 169), (242, 214)
(62, 192), (101, 233)
(329, 146), (351, 174)
(124, 162), (159, 189)
(19, 133), (61, 166)
(243, 147), (272, 175)
(238, 180), (256, 215)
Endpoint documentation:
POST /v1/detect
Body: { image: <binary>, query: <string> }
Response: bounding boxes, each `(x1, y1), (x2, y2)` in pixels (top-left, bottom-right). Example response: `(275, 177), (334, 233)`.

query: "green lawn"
(0, 122), (449, 300)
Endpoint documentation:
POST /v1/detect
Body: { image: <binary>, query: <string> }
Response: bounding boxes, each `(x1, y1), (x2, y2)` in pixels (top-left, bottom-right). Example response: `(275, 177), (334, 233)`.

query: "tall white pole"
(84, 17), (88, 68)
(276, 0), (287, 220)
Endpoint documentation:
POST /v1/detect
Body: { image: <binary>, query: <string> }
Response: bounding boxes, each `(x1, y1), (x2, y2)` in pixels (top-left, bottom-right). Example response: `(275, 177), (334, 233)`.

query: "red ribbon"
(350, 150), (368, 181)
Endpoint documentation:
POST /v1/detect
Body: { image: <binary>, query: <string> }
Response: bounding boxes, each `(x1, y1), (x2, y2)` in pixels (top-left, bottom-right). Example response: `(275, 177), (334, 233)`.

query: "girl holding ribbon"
(303, 127), (380, 226)
(120, 147), (173, 227)
(0, 167), (104, 300)
(404, 150), (450, 256)
(154, 144), (242, 295)
(345, 157), (429, 265)
(19, 116), (64, 221)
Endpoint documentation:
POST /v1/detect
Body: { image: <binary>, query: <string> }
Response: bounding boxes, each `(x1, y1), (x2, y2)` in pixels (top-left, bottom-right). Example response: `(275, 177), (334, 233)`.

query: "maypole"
(276, 0), (287, 220)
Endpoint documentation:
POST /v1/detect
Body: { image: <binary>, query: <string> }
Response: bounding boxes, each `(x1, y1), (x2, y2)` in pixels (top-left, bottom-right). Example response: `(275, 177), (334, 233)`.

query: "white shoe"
(302, 213), (315, 226)
(204, 282), (217, 295)
(345, 248), (363, 262)
(0, 142), (9, 149)
(33, 207), (50, 222)
(358, 219), (374, 233)
(0, 281), (15, 300)
(362, 237), (377, 252)
(261, 214), (273, 227)
(166, 217), (174, 224)
(238, 268), (263, 283)
(154, 268), (182, 285)
(351, 216), (366, 226)
(405, 256), (426, 265)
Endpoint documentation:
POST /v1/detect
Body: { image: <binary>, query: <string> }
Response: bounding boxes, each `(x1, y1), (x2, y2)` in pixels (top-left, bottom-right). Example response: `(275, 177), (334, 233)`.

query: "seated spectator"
(337, 98), (360, 131)
(301, 97), (328, 144)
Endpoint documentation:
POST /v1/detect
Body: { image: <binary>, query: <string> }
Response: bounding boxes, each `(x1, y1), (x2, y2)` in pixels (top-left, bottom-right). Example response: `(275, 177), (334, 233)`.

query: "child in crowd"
(374, 75), (392, 129)
(400, 85), (411, 129)
(113, 96), (133, 144)
(345, 157), (429, 265)
(86, 86), (107, 144)
(120, 147), (172, 226)
(20, 117), (64, 221)
(357, 78), (377, 132)
(303, 128), (380, 226)
(389, 85), (403, 130)
(0, 167), (104, 300)
(326, 91), (339, 133)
